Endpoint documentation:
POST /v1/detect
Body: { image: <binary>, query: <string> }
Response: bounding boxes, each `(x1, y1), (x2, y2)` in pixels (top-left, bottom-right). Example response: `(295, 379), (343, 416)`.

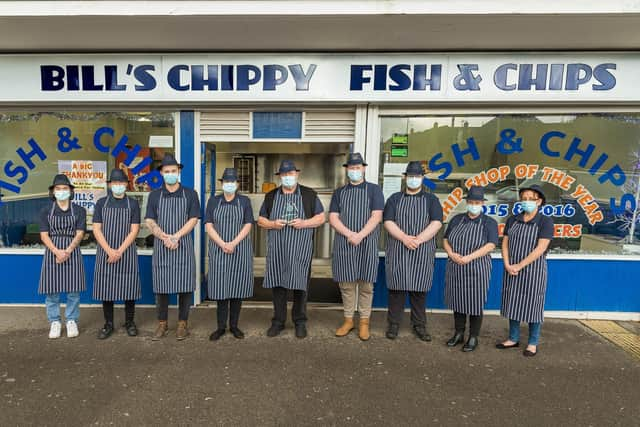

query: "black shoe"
(97, 322), (114, 340)
(295, 323), (307, 339)
(267, 324), (284, 337)
(209, 328), (226, 341)
(230, 327), (245, 339)
(124, 321), (138, 337)
(496, 341), (520, 349)
(462, 336), (479, 352)
(447, 332), (465, 347)
(412, 325), (432, 342)
(386, 323), (399, 340)
(523, 349), (538, 357)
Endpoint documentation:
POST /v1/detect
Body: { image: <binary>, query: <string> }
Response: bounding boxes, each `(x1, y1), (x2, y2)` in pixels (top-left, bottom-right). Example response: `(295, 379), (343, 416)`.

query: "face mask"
(54, 190), (71, 201)
(406, 177), (423, 190)
(281, 176), (297, 188)
(163, 173), (179, 185)
(111, 184), (127, 196)
(347, 170), (363, 182)
(467, 204), (483, 216)
(222, 182), (237, 194)
(521, 201), (538, 213)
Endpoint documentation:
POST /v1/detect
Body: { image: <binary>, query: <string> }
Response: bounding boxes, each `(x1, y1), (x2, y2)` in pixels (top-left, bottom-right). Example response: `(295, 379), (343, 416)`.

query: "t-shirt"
(444, 213), (499, 245)
(205, 194), (254, 225)
(504, 213), (554, 240)
(144, 185), (201, 221)
(383, 190), (444, 223)
(329, 181), (385, 213)
(93, 195), (141, 224)
(39, 202), (87, 232)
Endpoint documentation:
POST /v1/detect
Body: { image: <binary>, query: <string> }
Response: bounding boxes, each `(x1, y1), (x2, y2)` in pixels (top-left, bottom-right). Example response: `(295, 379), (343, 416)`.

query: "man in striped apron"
(443, 186), (498, 352)
(329, 153), (384, 341)
(497, 185), (554, 357)
(38, 174), (87, 339)
(205, 168), (254, 341)
(383, 161), (443, 341)
(258, 160), (325, 339)
(145, 154), (201, 341)
(93, 169), (142, 340)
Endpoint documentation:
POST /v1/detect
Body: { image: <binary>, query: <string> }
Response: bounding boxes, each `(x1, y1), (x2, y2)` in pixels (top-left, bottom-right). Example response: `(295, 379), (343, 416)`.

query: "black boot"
(124, 321), (138, 337)
(386, 323), (399, 340)
(209, 328), (226, 341)
(447, 331), (465, 347)
(295, 323), (307, 339)
(412, 325), (432, 342)
(463, 336), (479, 352)
(267, 323), (284, 337)
(98, 322), (114, 340)
(230, 327), (245, 339)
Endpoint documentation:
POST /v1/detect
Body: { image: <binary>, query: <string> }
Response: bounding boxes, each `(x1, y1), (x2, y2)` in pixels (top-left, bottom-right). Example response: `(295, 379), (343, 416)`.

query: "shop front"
(0, 53), (638, 319)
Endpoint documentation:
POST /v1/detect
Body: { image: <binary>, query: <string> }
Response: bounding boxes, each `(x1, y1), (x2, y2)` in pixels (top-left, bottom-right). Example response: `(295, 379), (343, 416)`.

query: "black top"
(205, 194), (254, 225)
(444, 213), (499, 245)
(93, 195), (141, 224)
(329, 181), (385, 213)
(259, 186), (324, 218)
(383, 190), (444, 222)
(144, 185), (201, 220)
(39, 202), (87, 232)
(504, 213), (554, 240)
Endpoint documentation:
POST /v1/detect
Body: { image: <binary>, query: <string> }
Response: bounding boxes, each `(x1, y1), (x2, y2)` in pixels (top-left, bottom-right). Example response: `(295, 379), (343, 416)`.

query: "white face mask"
(281, 175), (297, 188)
(111, 184), (127, 196)
(406, 176), (423, 190)
(222, 182), (237, 194)
(347, 170), (363, 182)
(54, 190), (71, 201)
(163, 172), (180, 185)
(467, 204), (483, 216)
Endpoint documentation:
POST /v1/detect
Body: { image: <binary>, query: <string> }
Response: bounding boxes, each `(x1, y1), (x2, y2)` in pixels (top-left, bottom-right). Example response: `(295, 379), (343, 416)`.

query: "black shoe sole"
(496, 342), (520, 349)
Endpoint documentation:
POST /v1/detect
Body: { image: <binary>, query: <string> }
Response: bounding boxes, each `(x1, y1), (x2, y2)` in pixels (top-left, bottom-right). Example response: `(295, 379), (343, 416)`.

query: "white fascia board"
(1, 1), (640, 17)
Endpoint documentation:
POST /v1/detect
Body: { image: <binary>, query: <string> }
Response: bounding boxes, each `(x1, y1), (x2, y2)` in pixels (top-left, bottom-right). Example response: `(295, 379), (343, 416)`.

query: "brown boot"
(359, 318), (370, 341)
(176, 320), (190, 341)
(335, 317), (354, 337)
(152, 320), (168, 341)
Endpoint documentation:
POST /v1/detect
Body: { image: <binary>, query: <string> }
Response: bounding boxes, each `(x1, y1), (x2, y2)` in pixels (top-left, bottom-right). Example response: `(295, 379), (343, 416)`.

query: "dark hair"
(49, 187), (75, 201)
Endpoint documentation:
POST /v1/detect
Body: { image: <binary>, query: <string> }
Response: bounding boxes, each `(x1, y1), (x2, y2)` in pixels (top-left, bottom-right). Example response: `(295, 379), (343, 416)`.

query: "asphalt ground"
(0, 306), (638, 426)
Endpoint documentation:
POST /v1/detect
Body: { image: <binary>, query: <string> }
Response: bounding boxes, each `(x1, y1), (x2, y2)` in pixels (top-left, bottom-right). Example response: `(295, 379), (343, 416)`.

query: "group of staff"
(38, 153), (553, 357)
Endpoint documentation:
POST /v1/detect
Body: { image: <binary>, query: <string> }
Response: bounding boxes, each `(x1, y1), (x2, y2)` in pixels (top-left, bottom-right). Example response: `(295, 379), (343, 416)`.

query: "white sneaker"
(48, 321), (62, 339)
(66, 320), (79, 338)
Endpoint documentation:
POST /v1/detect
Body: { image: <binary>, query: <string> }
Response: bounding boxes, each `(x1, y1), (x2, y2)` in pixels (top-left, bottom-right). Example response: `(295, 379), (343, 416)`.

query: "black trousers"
(216, 298), (242, 329)
(156, 293), (192, 321)
(271, 287), (307, 326)
(387, 290), (427, 327)
(454, 311), (483, 337)
(102, 300), (135, 324)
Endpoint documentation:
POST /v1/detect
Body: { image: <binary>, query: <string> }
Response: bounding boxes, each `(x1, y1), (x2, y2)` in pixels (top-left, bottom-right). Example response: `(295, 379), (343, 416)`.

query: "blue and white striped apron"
(207, 197), (254, 300)
(262, 189), (314, 291)
(501, 220), (548, 323)
(331, 184), (379, 283)
(444, 216), (492, 316)
(38, 203), (86, 294)
(385, 194), (437, 292)
(93, 196), (142, 301)
(152, 190), (196, 294)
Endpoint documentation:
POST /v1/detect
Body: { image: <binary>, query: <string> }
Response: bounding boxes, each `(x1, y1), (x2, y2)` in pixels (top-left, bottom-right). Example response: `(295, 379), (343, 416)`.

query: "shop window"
(0, 112), (175, 250)
(379, 114), (640, 255)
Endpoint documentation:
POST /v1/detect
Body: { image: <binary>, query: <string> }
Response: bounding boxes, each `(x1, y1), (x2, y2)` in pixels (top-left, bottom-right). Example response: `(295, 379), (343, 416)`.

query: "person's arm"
(93, 222), (115, 261)
(226, 223), (252, 253)
(460, 243), (496, 265)
(329, 212), (353, 236)
(443, 238), (462, 265)
(205, 222), (226, 248)
(347, 211), (383, 246)
(291, 197), (325, 229)
(40, 232), (67, 263)
(116, 224), (140, 255)
(63, 230), (84, 260)
(384, 220), (419, 250)
(258, 216), (287, 230)
(510, 239), (551, 274)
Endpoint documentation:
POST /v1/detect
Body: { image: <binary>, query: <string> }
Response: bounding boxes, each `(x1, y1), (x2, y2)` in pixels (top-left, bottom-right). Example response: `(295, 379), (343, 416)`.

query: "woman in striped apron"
(205, 168), (254, 341)
(93, 169), (142, 340)
(383, 161), (443, 341)
(144, 154), (200, 341)
(38, 174), (87, 339)
(258, 160), (325, 339)
(443, 186), (498, 352)
(330, 153), (384, 341)
(497, 185), (554, 357)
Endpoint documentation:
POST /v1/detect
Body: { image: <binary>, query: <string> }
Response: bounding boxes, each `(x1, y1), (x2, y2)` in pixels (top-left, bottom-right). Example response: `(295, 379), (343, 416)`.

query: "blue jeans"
(509, 319), (542, 346)
(45, 293), (81, 323)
